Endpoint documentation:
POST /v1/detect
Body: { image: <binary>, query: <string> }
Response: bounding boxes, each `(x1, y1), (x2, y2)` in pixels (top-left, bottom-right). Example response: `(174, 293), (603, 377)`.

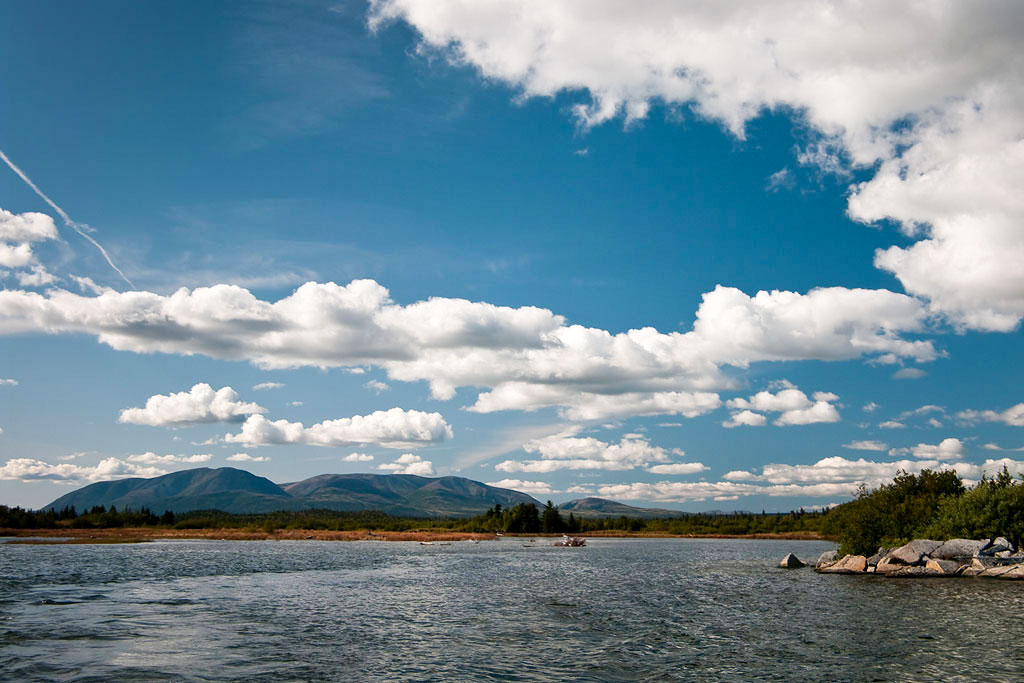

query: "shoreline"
(0, 527), (831, 544)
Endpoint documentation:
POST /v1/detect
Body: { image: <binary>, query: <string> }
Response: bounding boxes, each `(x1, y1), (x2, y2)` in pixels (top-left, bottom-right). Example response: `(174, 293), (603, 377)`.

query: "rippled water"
(2, 537), (1023, 681)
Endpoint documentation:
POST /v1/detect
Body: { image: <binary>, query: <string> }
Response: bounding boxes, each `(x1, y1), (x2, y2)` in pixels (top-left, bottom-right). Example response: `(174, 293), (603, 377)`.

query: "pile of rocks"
(802, 537), (1024, 579)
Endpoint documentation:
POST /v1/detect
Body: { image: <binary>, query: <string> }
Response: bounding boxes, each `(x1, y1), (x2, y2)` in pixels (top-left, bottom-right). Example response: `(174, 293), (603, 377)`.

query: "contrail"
(0, 147), (135, 289)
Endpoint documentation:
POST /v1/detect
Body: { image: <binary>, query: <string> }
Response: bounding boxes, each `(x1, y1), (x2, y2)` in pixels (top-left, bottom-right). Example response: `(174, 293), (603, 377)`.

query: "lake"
(2, 537), (1023, 681)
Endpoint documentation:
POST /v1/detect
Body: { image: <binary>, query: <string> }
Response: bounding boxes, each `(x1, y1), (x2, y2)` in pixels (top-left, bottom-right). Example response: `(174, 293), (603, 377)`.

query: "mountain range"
(44, 468), (541, 518)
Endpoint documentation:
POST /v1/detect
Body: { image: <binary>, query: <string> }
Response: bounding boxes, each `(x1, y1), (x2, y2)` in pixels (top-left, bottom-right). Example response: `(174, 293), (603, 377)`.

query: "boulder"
(875, 557), (903, 574)
(931, 538), (987, 561)
(866, 547), (890, 567)
(979, 537), (1014, 556)
(924, 558), (962, 575)
(969, 557), (999, 571)
(890, 565), (940, 578)
(996, 565), (1024, 580)
(888, 539), (943, 565)
(815, 550), (839, 570)
(979, 565), (1018, 579)
(779, 553), (806, 568)
(819, 554), (868, 574)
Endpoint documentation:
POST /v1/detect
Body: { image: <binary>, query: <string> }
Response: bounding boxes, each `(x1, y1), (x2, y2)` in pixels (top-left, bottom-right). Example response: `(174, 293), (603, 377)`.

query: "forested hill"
(44, 467), (540, 518)
(559, 497), (689, 519)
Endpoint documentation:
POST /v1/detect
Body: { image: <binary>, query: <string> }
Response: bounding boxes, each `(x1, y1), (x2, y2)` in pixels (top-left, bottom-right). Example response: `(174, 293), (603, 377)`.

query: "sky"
(1, 0), (1023, 512)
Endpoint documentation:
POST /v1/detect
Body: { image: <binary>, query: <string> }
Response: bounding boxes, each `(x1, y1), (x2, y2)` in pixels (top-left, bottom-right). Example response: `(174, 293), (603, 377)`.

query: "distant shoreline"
(0, 528), (830, 544)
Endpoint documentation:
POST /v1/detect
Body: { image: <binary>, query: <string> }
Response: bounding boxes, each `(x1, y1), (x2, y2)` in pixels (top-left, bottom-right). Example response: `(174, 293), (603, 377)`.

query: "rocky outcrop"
(819, 554), (868, 574)
(888, 539), (943, 565)
(811, 537), (1024, 580)
(815, 550), (839, 570)
(779, 553), (806, 568)
(931, 538), (987, 561)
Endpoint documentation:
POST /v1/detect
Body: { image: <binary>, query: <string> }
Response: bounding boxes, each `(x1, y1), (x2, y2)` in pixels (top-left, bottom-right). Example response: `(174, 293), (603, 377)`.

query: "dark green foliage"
(822, 467), (1024, 555)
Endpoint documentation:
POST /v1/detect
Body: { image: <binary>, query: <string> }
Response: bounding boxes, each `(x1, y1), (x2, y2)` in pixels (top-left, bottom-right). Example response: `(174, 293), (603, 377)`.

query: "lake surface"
(2, 537), (1023, 681)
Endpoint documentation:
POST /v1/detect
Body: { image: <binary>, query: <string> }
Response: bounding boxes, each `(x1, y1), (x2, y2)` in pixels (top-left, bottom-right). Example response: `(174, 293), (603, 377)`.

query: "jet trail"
(0, 147), (135, 289)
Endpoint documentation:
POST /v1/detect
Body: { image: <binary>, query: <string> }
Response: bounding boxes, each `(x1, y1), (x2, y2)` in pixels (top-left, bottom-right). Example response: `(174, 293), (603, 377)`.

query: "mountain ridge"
(44, 467), (540, 518)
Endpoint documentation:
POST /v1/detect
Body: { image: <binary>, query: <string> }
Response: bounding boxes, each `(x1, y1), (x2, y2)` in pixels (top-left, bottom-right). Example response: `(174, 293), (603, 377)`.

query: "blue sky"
(2, 1), (1023, 511)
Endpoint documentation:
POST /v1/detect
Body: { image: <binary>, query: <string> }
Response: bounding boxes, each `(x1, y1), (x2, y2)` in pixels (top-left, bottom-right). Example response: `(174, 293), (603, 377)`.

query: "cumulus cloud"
(889, 437), (964, 461)
(725, 383), (840, 427)
(16, 265), (58, 288)
(0, 278), (935, 421)
(252, 382), (285, 391)
(485, 478), (554, 495)
(879, 420), (905, 429)
(119, 384), (265, 427)
(0, 457), (166, 484)
(957, 403), (1024, 427)
(126, 452), (213, 465)
(377, 453), (436, 475)
(227, 452), (271, 462)
(344, 452), (375, 462)
(224, 407), (453, 449)
(892, 368), (926, 380)
(863, 402), (880, 413)
(372, 1), (1024, 331)
(722, 410), (767, 429)
(0, 378), (17, 386)
(0, 208), (58, 268)
(495, 427), (699, 474)
(842, 440), (888, 452)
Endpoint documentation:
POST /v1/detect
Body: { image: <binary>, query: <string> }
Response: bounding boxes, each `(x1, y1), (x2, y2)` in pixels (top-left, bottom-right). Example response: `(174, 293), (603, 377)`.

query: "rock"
(815, 550), (839, 569)
(978, 565), (1018, 579)
(931, 538), (988, 561)
(875, 557), (903, 574)
(779, 553), (806, 568)
(924, 558), (961, 575)
(995, 550), (1013, 558)
(997, 565), (1024, 580)
(979, 537), (1014, 556)
(961, 565), (984, 577)
(819, 554), (868, 574)
(866, 547), (890, 567)
(970, 557), (999, 571)
(888, 539), (943, 565)
(890, 566), (940, 578)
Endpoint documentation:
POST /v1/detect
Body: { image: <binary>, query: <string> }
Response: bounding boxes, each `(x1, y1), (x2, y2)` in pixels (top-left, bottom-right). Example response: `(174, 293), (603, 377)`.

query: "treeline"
(821, 467), (1024, 556)
(448, 501), (827, 535)
(0, 504), (172, 529)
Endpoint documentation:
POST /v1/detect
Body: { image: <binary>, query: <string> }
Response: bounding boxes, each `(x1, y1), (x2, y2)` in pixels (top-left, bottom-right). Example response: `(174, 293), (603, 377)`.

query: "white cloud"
(377, 453), (436, 475)
(722, 410), (767, 429)
(842, 440), (888, 452)
(0, 209), (58, 268)
(365, 379), (390, 393)
(983, 443), (1024, 452)
(863, 402), (879, 413)
(0, 378), (17, 386)
(957, 403), (1024, 427)
(344, 452), (375, 462)
(0, 279), (935, 421)
(879, 420), (905, 429)
(892, 367), (926, 380)
(126, 452), (213, 465)
(485, 478), (553, 495)
(289, 401), (304, 406)
(888, 437), (964, 461)
(646, 462), (709, 475)
(227, 452), (271, 463)
(252, 382), (285, 391)
(225, 407), (453, 449)
(0, 457), (166, 484)
(372, 1), (1024, 331)
(726, 384), (840, 427)
(119, 383), (265, 427)
(495, 427), (687, 473)
(16, 265), (58, 288)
